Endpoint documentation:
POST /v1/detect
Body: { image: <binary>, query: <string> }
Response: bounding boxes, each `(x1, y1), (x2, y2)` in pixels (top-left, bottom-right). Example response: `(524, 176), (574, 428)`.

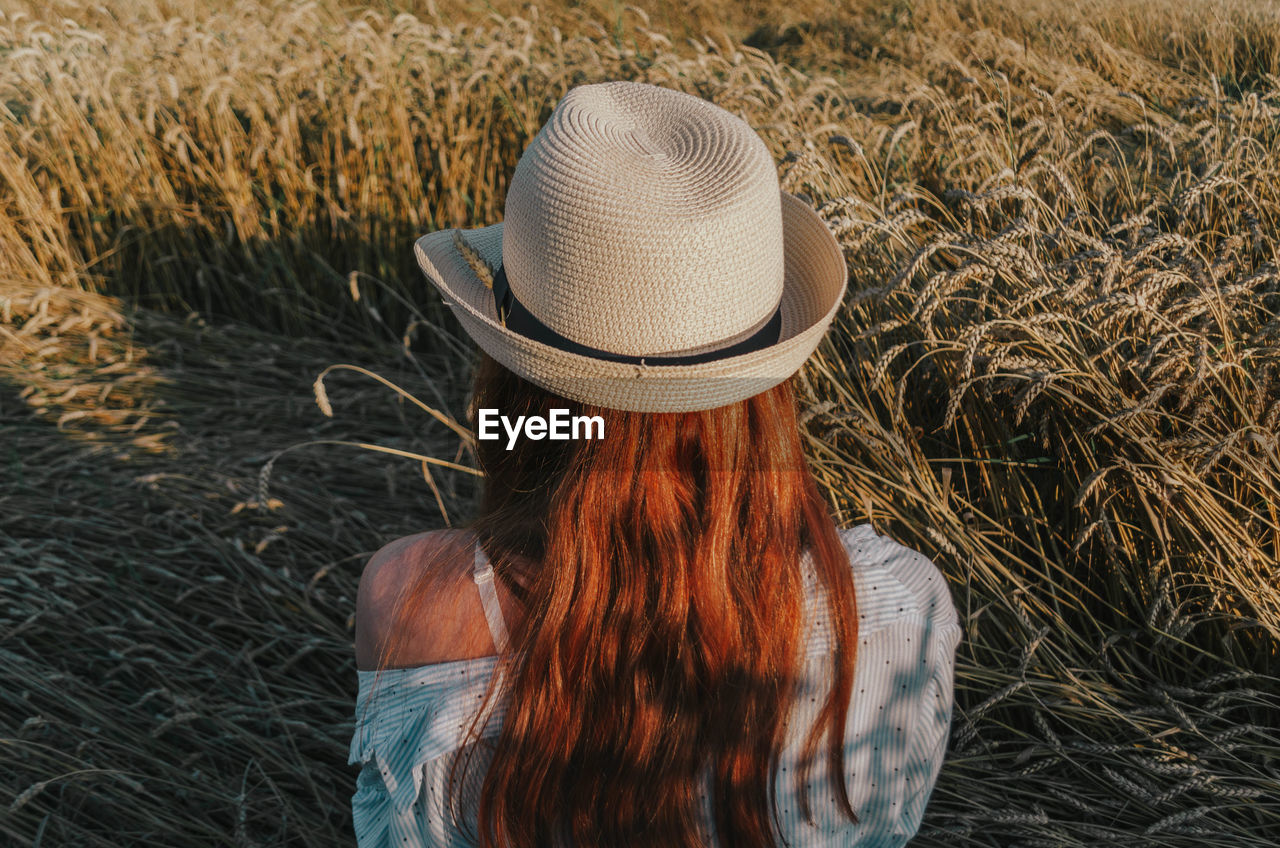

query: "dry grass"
(2, 0), (1279, 845)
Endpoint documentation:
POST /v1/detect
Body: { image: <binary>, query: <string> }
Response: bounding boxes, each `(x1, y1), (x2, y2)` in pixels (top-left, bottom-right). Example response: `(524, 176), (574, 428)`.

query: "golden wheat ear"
(451, 228), (496, 290)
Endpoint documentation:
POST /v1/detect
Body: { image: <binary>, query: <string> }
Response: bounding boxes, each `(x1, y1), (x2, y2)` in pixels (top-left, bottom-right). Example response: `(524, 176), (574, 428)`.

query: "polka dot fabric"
(348, 524), (962, 846)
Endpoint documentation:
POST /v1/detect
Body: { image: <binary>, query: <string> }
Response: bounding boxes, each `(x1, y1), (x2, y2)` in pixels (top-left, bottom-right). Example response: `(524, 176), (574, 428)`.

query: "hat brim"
(413, 191), (848, 412)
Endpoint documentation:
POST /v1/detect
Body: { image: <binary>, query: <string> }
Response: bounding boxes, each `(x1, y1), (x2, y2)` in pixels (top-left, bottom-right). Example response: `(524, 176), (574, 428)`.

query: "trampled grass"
(2, 0), (1278, 845)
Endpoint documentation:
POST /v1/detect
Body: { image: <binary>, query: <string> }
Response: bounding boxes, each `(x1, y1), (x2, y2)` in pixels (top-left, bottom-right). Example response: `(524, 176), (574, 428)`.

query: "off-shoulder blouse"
(349, 524), (962, 846)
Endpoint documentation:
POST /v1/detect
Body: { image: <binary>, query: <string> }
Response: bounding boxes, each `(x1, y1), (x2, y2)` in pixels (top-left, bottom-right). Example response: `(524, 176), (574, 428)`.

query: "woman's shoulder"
(833, 523), (959, 632)
(354, 529), (497, 671)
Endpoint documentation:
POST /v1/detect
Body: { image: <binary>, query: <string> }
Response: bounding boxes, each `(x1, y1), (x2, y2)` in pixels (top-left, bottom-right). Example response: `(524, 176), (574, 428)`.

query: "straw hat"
(413, 80), (848, 412)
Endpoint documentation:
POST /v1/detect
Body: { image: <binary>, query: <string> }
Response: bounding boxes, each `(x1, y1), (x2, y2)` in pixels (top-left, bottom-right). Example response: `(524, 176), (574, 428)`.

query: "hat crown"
(500, 81), (786, 357)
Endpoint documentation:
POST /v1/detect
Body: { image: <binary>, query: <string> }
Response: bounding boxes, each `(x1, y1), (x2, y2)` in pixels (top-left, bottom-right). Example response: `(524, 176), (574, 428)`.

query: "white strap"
(472, 543), (511, 653)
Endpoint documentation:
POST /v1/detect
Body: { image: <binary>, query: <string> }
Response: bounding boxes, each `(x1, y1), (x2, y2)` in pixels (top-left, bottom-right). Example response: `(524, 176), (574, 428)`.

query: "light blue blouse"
(349, 524), (962, 846)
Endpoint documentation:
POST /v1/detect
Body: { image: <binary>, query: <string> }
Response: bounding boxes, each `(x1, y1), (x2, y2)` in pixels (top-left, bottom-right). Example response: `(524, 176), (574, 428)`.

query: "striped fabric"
(349, 523), (962, 846)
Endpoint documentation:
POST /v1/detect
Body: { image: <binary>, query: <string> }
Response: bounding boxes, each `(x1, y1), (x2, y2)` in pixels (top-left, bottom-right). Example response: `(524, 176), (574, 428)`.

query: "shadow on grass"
(0, 293), (481, 846)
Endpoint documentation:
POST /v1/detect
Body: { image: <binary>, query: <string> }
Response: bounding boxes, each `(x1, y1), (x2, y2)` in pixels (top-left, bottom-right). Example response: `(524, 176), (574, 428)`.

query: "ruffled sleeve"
(348, 657), (506, 846)
(864, 529), (962, 841)
(772, 525), (961, 846)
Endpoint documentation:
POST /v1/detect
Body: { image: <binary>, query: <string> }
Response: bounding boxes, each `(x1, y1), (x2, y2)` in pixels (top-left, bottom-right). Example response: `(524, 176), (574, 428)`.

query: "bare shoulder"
(354, 528), (493, 671)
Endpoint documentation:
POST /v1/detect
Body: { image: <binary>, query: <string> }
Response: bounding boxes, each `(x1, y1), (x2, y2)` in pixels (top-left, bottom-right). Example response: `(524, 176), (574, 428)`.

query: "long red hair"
(450, 351), (859, 847)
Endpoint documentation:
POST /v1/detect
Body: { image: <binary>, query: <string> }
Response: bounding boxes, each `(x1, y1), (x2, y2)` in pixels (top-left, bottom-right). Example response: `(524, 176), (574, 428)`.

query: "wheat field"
(2, 0), (1278, 845)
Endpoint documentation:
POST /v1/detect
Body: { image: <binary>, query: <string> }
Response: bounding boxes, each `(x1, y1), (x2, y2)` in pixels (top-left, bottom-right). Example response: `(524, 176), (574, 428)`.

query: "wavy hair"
(447, 351), (859, 847)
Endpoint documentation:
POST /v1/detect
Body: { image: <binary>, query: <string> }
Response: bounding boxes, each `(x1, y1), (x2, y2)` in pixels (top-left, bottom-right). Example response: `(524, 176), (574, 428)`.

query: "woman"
(349, 80), (961, 848)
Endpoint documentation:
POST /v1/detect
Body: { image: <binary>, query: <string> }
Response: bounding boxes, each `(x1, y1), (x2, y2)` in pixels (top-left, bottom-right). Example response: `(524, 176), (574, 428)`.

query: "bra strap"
(472, 542), (511, 653)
